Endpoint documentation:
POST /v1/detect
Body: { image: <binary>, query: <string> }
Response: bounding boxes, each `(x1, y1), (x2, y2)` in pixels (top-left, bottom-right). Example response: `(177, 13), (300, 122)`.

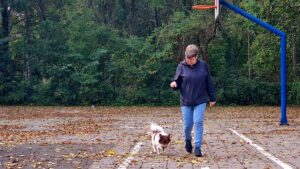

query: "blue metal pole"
(220, 0), (288, 125)
(280, 34), (288, 125)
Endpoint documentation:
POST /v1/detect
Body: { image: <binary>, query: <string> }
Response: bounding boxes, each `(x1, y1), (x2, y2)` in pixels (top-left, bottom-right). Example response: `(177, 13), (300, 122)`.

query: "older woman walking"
(170, 44), (216, 157)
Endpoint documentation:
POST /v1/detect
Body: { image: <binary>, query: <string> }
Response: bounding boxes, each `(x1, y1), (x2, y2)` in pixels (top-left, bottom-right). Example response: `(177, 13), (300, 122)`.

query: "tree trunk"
(86, 0), (93, 8)
(0, 0), (12, 78)
(101, 1), (107, 24)
(154, 8), (160, 27)
(128, 0), (136, 36)
(38, 0), (46, 22)
(202, 44), (209, 62)
(24, 7), (31, 80)
(198, 22), (218, 63)
(0, 0), (10, 62)
(291, 32), (298, 78)
(108, 0), (115, 25)
(176, 36), (184, 61)
(248, 32), (252, 80)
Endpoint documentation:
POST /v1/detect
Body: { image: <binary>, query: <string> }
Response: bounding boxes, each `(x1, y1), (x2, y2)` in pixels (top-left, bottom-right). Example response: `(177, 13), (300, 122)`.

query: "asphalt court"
(0, 106), (299, 169)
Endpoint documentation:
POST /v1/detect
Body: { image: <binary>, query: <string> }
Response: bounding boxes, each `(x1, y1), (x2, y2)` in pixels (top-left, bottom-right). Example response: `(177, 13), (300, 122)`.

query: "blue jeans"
(181, 103), (207, 148)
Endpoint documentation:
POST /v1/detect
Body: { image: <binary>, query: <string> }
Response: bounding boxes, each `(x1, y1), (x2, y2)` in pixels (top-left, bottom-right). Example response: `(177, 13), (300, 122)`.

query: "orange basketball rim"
(192, 0), (220, 20)
(192, 5), (217, 10)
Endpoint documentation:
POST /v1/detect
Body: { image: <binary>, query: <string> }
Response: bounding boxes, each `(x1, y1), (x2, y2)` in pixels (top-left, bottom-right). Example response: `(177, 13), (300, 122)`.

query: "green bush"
(216, 77), (280, 105)
(288, 81), (300, 104)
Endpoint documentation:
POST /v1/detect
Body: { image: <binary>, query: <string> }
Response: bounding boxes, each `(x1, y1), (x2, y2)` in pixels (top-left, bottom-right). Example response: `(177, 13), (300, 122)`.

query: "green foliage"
(217, 77), (280, 105)
(288, 82), (300, 104)
(251, 34), (281, 81)
(0, 0), (299, 105)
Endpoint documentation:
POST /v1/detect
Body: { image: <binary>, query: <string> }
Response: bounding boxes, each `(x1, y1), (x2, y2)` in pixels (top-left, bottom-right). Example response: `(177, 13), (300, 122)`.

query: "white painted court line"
(117, 142), (144, 169)
(229, 128), (293, 169)
(89, 142), (143, 169)
(201, 167), (210, 169)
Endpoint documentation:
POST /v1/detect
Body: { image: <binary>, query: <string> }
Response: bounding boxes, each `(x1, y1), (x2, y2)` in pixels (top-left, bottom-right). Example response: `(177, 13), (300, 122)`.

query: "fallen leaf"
(175, 140), (184, 144)
(107, 149), (116, 156)
(191, 160), (200, 164)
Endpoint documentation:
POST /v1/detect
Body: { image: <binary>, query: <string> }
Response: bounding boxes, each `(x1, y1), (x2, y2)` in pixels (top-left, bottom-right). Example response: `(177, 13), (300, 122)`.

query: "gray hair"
(185, 44), (199, 58)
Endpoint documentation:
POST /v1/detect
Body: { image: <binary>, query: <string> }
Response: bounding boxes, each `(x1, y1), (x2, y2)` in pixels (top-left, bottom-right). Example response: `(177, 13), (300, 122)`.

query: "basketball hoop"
(192, 0), (220, 20)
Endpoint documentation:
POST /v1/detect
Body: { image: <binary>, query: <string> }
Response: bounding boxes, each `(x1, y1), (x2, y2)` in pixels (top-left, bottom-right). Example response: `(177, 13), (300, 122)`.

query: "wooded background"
(0, 0), (299, 105)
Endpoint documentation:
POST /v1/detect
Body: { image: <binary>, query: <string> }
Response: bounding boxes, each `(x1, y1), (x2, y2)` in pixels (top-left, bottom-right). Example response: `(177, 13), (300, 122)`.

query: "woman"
(170, 44), (216, 157)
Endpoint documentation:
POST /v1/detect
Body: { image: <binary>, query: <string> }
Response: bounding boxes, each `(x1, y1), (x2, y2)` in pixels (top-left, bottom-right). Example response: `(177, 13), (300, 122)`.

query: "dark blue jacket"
(172, 60), (216, 106)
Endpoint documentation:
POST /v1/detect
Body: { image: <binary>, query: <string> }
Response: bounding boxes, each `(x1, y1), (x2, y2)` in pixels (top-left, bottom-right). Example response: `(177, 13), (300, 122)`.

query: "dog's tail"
(150, 123), (164, 133)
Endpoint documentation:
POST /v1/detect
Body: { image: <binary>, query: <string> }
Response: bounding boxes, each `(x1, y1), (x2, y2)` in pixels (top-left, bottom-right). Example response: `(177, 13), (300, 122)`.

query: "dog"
(150, 123), (171, 154)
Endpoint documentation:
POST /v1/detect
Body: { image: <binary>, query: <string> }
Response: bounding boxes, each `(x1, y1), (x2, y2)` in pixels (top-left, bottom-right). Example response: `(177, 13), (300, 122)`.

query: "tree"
(0, 0), (11, 75)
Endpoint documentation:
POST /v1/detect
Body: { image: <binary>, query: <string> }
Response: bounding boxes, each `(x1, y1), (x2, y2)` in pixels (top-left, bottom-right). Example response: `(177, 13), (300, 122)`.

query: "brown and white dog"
(150, 123), (171, 154)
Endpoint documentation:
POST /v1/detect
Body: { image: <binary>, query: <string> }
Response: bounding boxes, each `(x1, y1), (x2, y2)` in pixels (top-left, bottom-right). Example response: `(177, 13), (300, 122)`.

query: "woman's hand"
(170, 81), (177, 88)
(209, 101), (216, 107)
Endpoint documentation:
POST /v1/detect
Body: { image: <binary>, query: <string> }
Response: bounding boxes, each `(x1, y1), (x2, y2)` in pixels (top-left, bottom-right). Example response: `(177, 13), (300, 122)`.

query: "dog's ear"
(168, 133), (171, 138)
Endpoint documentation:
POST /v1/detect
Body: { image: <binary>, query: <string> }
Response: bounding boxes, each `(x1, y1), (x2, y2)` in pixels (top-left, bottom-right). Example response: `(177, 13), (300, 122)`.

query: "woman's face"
(185, 56), (197, 66)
